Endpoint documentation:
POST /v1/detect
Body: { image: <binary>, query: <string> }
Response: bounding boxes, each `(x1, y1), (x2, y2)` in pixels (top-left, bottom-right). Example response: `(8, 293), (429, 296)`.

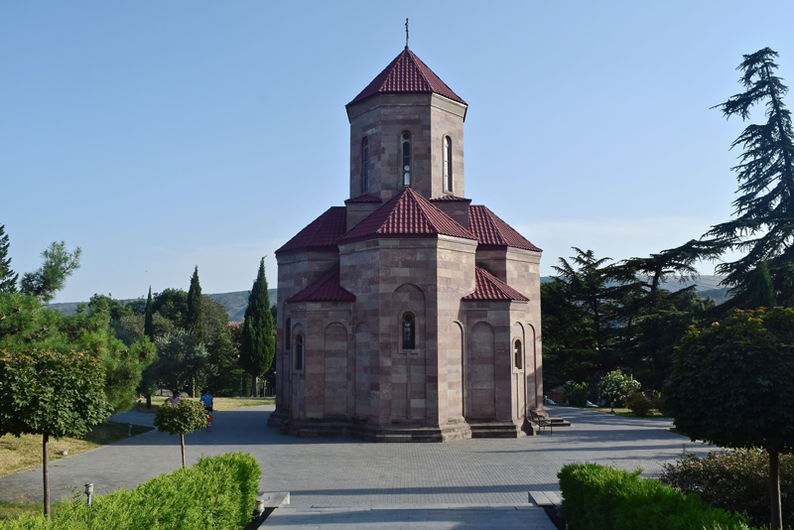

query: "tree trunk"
(771, 450), (782, 530)
(180, 433), (186, 469)
(43, 432), (50, 517)
(146, 393), (152, 409)
(252, 375), (257, 397)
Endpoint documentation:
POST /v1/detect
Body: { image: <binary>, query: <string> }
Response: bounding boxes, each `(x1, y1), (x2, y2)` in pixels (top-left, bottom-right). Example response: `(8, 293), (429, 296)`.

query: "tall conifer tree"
(144, 286), (154, 341)
(239, 258), (275, 396)
(186, 266), (204, 344)
(705, 48), (794, 306)
(0, 225), (18, 293)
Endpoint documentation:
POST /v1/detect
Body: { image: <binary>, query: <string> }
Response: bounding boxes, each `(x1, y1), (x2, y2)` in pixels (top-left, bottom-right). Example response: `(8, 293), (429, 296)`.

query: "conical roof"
(347, 48), (466, 108)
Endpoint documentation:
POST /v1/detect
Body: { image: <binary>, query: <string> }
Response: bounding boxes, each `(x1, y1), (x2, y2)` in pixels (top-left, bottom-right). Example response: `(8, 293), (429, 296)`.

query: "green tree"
(239, 258), (275, 396)
(20, 241), (81, 303)
(152, 288), (188, 328)
(598, 369), (640, 407)
(149, 330), (211, 397)
(186, 266), (204, 344)
(0, 224), (18, 293)
(144, 286), (154, 341)
(206, 324), (246, 396)
(705, 48), (794, 307)
(0, 348), (111, 516)
(665, 308), (794, 529)
(153, 399), (207, 469)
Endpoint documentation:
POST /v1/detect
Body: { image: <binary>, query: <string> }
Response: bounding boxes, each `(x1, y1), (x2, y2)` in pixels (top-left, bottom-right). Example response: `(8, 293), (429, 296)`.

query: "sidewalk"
(0, 405), (714, 529)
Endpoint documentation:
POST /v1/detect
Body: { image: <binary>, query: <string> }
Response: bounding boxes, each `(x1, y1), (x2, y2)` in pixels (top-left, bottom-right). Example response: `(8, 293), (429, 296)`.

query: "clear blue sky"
(2, 1), (793, 303)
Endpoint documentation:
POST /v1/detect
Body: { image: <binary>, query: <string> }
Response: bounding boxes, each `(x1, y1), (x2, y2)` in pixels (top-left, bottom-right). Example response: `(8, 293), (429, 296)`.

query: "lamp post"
(84, 483), (94, 506)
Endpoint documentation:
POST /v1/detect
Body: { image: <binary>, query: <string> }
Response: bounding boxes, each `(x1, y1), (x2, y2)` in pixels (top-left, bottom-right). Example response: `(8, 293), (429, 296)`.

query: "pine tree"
(239, 258), (275, 396)
(748, 260), (777, 309)
(144, 286), (154, 341)
(186, 266), (204, 344)
(0, 225), (18, 293)
(705, 48), (794, 306)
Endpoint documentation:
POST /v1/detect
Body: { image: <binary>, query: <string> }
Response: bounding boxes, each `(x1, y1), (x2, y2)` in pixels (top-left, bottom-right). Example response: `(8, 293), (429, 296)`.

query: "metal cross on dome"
(405, 18), (409, 49)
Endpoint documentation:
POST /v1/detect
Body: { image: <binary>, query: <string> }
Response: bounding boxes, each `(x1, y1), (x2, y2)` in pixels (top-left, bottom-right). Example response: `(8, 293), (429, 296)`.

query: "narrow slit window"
(443, 136), (453, 192)
(362, 137), (369, 192)
(294, 334), (304, 372)
(514, 340), (522, 370)
(402, 312), (416, 350)
(402, 132), (411, 187)
(285, 318), (291, 350)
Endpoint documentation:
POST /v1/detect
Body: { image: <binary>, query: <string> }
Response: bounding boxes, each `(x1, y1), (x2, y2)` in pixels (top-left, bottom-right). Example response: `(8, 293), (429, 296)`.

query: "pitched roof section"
(347, 48), (466, 107)
(463, 267), (529, 302)
(345, 194), (382, 204)
(429, 195), (471, 203)
(288, 267), (355, 303)
(340, 187), (476, 243)
(275, 207), (347, 255)
(468, 205), (542, 252)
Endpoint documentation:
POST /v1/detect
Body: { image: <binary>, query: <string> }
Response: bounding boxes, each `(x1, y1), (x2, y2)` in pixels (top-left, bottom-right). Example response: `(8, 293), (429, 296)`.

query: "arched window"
(285, 318), (291, 350)
(362, 137), (370, 192)
(514, 339), (522, 369)
(294, 334), (304, 372)
(402, 312), (416, 349)
(442, 136), (451, 191)
(401, 131), (411, 187)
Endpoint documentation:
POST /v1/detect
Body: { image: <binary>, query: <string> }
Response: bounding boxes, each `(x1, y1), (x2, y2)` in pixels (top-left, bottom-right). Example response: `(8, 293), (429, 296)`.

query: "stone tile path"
(0, 405), (715, 529)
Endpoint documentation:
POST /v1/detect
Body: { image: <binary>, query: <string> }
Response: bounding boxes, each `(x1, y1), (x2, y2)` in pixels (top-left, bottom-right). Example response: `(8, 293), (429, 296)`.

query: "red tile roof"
(275, 207), (347, 255)
(468, 205), (542, 252)
(463, 267), (529, 302)
(288, 267), (355, 303)
(347, 49), (466, 107)
(429, 195), (471, 203)
(345, 194), (382, 204)
(340, 187), (476, 243)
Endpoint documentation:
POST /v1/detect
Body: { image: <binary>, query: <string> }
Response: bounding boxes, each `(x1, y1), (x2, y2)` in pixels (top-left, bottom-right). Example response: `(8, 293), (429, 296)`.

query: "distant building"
(268, 47), (544, 441)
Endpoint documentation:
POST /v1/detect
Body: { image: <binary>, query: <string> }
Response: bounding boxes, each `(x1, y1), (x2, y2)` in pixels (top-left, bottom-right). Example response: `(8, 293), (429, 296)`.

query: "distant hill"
(47, 289), (277, 322)
(48, 277), (729, 319)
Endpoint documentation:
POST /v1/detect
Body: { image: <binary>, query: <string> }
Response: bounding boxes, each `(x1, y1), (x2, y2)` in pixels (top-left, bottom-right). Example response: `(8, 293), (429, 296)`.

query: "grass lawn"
(132, 395), (275, 414)
(0, 422), (153, 480)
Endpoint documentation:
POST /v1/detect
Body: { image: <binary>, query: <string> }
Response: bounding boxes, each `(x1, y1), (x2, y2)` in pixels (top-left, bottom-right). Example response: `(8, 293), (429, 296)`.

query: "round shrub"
(564, 380), (590, 407)
(598, 369), (641, 407)
(626, 391), (651, 416)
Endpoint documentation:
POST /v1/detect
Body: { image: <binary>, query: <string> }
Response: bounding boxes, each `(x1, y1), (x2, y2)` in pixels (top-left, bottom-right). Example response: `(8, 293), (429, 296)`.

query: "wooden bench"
(530, 409), (553, 435)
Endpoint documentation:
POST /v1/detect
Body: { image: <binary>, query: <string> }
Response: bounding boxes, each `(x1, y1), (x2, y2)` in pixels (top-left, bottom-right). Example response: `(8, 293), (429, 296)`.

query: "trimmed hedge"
(558, 463), (755, 530)
(2, 452), (259, 530)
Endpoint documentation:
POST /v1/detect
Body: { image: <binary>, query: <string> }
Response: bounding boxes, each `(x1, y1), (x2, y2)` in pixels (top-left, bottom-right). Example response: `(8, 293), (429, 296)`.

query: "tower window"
(285, 318), (291, 350)
(402, 312), (416, 350)
(514, 339), (522, 370)
(362, 137), (369, 192)
(401, 131), (411, 187)
(443, 136), (453, 192)
(294, 334), (304, 372)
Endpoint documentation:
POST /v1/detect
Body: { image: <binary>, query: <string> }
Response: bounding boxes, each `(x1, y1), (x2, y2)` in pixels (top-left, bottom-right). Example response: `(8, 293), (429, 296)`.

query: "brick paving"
(0, 405), (715, 529)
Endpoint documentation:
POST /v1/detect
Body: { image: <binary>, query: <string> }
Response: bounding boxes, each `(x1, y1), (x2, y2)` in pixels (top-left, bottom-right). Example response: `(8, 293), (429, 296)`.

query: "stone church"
(268, 46), (544, 442)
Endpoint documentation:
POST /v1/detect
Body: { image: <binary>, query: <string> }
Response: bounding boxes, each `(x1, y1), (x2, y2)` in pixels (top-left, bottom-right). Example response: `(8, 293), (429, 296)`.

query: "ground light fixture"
(84, 483), (93, 505)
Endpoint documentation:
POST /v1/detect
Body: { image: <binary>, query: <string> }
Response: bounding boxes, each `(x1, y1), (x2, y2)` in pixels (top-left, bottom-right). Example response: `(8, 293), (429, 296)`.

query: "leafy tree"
(152, 288), (188, 328)
(705, 48), (794, 307)
(665, 308), (794, 529)
(20, 241), (81, 303)
(598, 369), (640, 406)
(153, 399), (207, 468)
(186, 266), (204, 344)
(88, 293), (135, 320)
(0, 224), (18, 293)
(239, 258), (275, 395)
(206, 324), (246, 396)
(144, 286), (154, 341)
(149, 330), (211, 397)
(200, 294), (229, 343)
(0, 348), (111, 516)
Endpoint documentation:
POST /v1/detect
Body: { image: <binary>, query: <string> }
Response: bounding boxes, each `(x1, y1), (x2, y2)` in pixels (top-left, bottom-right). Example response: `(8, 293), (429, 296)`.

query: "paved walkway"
(0, 405), (715, 529)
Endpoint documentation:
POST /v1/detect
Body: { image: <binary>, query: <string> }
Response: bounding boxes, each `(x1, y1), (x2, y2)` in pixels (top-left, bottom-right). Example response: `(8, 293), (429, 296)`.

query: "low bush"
(598, 370), (641, 407)
(661, 449), (794, 528)
(564, 380), (590, 407)
(558, 462), (755, 530)
(1, 452), (260, 530)
(625, 391), (652, 417)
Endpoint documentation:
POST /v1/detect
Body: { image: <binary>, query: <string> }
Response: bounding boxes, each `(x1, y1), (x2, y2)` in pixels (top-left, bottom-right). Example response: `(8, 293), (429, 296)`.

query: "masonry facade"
(268, 48), (544, 441)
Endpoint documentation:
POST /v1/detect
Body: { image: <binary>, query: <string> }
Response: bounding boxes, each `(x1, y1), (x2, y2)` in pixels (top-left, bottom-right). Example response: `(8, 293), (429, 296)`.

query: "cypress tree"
(0, 224), (19, 293)
(748, 260), (777, 309)
(144, 286), (154, 341)
(239, 258), (275, 396)
(186, 266), (204, 344)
